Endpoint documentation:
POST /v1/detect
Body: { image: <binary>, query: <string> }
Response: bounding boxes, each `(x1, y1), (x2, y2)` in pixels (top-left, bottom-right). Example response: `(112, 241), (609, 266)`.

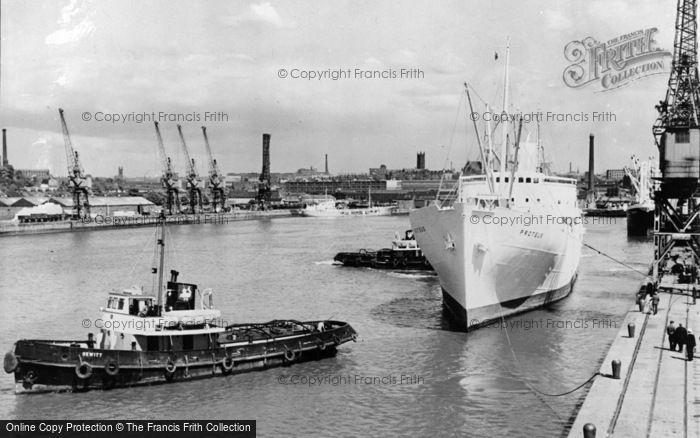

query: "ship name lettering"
(519, 229), (543, 239)
(81, 352), (102, 358)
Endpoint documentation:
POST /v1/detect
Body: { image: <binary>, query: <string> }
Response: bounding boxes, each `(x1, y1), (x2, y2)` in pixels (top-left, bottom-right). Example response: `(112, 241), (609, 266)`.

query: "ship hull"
(410, 199), (582, 331)
(334, 249), (433, 270)
(440, 274), (577, 328)
(626, 204), (653, 236)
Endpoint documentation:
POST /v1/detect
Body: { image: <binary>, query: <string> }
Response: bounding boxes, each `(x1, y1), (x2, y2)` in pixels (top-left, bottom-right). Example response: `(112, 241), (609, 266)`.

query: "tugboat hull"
(5, 320), (356, 393)
(334, 249), (433, 270)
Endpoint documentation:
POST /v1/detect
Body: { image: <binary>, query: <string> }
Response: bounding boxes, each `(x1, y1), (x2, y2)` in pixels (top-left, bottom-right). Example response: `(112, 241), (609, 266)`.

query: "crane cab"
(658, 128), (700, 197)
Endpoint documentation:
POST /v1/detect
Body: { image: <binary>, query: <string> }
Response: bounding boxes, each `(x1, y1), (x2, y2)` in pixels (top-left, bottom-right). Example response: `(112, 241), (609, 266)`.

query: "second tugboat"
(334, 230), (433, 270)
(3, 212), (357, 393)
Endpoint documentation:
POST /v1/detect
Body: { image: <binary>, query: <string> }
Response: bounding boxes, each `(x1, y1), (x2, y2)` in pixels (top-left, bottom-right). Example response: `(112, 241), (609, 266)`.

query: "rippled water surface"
(0, 216), (651, 437)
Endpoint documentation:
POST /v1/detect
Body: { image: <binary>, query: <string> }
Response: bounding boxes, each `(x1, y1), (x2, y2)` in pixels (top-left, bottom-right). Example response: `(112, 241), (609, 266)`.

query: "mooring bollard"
(583, 423), (596, 438)
(627, 322), (635, 338)
(611, 360), (621, 379)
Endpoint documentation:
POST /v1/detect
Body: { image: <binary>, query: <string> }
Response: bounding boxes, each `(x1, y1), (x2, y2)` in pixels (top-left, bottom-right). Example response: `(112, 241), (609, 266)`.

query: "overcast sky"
(0, 0), (676, 178)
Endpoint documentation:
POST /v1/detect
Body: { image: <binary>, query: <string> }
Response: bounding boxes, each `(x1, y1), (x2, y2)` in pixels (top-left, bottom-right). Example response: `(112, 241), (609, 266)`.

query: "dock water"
(568, 287), (699, 437)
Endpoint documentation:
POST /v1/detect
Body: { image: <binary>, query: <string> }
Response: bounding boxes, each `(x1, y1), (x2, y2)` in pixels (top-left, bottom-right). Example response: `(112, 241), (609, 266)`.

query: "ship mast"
(465, 82), (494, 193)
(498, 37), (511, 195)
(485, 103), (496, 190)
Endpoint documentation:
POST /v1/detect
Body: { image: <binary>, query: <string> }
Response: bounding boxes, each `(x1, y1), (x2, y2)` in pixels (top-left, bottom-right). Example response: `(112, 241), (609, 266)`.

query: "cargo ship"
(3, 213), (356, 392)
(624, 156), (656, 236)
(409, 44), (583, 330)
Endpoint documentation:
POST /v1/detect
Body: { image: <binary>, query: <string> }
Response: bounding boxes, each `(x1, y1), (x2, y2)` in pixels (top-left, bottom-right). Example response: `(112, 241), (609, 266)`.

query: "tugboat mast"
(156, 211), (166, 315)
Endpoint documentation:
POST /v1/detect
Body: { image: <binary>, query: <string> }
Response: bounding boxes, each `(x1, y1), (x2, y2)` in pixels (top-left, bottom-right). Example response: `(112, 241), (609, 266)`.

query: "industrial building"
(0, 196), (155, 220)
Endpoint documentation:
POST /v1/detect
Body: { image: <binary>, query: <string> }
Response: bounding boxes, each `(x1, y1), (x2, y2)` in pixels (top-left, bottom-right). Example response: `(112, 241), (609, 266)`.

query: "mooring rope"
(583, 242), (648, 277)
(498, 311), (601, 397)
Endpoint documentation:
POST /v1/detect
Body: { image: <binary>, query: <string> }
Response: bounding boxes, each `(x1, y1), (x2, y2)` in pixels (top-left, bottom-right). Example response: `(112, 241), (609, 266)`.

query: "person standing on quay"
(686, 329), (696, 361)
(651, 293), (660, 315)
(667, 320), (677, 351)
(676, 323), (688, 353)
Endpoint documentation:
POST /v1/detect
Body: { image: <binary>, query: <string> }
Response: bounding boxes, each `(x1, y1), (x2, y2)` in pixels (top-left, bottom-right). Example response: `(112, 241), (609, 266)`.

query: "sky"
(0, 0), (677, 178)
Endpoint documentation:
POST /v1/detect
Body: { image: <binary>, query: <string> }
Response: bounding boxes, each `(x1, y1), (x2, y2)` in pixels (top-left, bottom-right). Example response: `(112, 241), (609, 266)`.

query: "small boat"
(334, 230), (433, 270)
(3, 213), (357, 393)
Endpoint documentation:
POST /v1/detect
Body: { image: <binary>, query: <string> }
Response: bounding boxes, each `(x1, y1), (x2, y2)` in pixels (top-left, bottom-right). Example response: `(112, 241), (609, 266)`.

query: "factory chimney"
(417, 151), (426, 170)
(257, 133), (272, 205)
(587, 134), (595, 206)
(2, 129), (7, 168)
(325, 154), (329, 174)
(261, 134), (271, 182)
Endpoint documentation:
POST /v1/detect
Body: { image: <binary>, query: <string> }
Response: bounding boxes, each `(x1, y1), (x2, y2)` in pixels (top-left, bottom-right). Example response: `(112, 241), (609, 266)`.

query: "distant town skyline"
(1, 0), (672, 178)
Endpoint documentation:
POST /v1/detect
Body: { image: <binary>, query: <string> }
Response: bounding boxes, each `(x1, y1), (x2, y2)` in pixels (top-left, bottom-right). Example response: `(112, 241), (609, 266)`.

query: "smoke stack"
(325, 154), (329, 174)
(2, 129), (7, 167)
(258, 134), (272, 205)
(569, 162), (572, 173)
(261, 134), (271, 182)
(588, 134), (595, 203)
(417, 151), (425, 170)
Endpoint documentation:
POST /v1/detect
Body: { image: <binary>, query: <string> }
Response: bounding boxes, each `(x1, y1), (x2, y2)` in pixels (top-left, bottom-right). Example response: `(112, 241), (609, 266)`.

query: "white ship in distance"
(409, 41), (583, 330)
(300, 189), (393, 217)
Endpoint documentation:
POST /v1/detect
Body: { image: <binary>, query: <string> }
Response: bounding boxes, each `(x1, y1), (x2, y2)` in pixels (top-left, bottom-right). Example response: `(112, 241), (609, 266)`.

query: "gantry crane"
(154, 122), (181, 215)
(201, 126), (226, 213)
(651, 0), (700, 283)
(58, 108), (90, 218)
(176, 125), (203, 214)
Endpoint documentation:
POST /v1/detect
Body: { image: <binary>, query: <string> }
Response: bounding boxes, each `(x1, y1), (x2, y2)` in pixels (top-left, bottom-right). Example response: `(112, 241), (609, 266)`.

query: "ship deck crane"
(201, 127), (226, 213)
(176, 125), (203, 214)
(650, 0), (700, 284)
(154, 122), (181, 215)
(58, 108), (90, 218)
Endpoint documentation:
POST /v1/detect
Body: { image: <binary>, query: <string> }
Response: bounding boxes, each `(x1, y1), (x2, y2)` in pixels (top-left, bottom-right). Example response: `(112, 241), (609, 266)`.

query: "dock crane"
(58, 108), (90, 218)
(176, 125), (203, 214)
(651, 0), (700, 284)
(154, 122), (181, 215)
(201, 126), (226, 213)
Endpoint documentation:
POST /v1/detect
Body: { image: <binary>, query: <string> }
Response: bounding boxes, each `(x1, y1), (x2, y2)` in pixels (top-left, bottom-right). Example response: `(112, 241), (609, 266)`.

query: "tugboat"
(333, 230), (433, 270)
(3, 212), (357, 393)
